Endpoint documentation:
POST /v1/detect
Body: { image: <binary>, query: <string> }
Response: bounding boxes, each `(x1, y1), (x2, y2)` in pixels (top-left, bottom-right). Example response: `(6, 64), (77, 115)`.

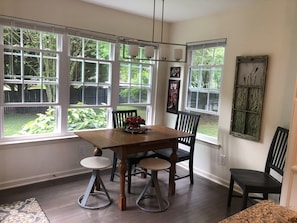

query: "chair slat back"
(112, 110), (137, 128)
(175, 111), (200, 147)
(265, 126), (289, 176)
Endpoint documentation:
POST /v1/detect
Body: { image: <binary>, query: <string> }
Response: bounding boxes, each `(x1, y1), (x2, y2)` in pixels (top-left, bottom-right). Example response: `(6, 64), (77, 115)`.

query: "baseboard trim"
(0, 168), (90, 190)
(178, 163), (241, 193)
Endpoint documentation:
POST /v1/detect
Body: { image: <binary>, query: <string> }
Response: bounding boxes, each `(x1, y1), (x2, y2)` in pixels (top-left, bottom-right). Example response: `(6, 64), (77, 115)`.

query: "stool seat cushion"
(80, 157), (111, 170)
(139, 158), (170, 171)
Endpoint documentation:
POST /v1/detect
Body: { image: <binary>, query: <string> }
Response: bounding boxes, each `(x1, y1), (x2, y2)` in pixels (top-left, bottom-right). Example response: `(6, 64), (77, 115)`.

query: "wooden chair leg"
(263, 193), (268, 200)
(189, 158), (194, 184)
(110, 153), (117, 181)
(127, 162), (132, 194)
(242, 190), (248, 210)
(227, 176), (234, 206)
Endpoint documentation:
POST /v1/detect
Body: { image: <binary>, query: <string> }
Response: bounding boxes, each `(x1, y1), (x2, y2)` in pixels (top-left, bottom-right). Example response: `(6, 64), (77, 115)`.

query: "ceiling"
(82, 0), (257, 23)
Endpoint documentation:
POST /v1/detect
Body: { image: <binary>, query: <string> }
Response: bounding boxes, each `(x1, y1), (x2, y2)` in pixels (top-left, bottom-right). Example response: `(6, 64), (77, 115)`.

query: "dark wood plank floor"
(0, 167), (244, 223)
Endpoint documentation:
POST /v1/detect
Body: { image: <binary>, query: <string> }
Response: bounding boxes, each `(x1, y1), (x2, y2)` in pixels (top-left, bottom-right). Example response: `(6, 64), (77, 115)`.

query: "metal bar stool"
(78, 156), (112, 209)
(136, 157), (171, 212)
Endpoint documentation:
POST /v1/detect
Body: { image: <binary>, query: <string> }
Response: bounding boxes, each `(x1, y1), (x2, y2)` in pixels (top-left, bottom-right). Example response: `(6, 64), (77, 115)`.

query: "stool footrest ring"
(78, 191), (112, 209)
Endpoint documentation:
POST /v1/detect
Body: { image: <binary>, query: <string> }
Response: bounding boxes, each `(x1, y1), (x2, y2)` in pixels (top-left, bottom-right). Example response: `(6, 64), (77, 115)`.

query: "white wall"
(1, 0), (297, 198)
(166, 0), (297, 188)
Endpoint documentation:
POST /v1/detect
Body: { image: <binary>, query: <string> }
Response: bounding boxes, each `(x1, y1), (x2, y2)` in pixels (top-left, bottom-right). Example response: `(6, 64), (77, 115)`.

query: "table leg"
(93, 147), (102, 190)
(169, 139), (178, 196)
(118, 156), (127, 210)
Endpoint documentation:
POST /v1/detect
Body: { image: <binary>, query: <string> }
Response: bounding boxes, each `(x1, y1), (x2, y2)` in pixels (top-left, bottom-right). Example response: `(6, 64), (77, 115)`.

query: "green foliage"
(21, 108), (56, 134)
(67, 107), (106, 130)
(21, 106), (106, 134)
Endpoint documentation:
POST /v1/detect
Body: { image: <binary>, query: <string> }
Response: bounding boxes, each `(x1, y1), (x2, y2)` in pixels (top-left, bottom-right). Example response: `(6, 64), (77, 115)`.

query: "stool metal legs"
(78, 170), (112, 209)
(136, 170), (169, 212)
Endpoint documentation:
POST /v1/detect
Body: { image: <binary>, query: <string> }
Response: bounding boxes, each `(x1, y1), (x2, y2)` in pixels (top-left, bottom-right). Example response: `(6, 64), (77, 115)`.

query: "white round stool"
(78, 156), (112, 209)
(136, 157), (171, 212)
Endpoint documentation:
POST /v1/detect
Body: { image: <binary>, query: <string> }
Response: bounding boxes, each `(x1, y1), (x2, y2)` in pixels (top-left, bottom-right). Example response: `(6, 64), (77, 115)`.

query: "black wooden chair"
(227, 126), (289, 210)
(110, 110), (154, 193)
(154, 111), (200, 184)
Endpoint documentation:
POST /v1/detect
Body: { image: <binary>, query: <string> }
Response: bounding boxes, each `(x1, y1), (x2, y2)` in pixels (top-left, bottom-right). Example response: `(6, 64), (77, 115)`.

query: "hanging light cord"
(152, 0), (156, 42)
(152, 0), (165, 43)
(161, 0), (164, 43)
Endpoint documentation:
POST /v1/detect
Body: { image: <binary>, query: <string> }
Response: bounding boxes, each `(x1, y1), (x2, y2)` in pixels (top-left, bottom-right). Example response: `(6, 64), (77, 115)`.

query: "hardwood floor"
(0, 167), (244, 223)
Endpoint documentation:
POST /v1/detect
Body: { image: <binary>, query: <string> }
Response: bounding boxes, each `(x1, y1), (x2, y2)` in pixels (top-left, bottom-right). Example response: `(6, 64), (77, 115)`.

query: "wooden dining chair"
(110, 109), (155, 193)
(154, 111), (200, 184)
(227, 126), (289, 210)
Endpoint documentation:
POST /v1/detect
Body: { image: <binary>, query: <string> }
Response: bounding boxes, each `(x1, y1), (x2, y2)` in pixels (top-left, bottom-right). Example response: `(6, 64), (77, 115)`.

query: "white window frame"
(0, 17), (156, 142)
(185, 39), (226, 144)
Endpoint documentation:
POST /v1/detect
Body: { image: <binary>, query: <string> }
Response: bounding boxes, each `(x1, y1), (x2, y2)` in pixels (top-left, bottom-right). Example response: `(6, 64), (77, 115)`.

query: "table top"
(75, 125), (194, 149)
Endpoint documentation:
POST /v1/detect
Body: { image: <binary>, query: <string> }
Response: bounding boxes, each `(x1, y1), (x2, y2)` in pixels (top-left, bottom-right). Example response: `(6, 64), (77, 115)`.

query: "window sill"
(0, 134), (79, 146)
(196, 135), (221, 149)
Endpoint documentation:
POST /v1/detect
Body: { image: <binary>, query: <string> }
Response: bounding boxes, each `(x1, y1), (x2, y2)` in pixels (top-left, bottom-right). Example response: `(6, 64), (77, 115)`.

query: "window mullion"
(58, 34), (70, 133)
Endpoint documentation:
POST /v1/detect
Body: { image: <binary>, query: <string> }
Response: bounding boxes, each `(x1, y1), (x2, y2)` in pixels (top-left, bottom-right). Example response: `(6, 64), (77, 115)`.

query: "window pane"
(210, 68), (222, 90)
(67, 107), (107, 131)
(70, 60), (82, 82)
(42, 32), (57, 50)
(4, 49), (21, 78)
(70, 36), (82, 57)
(214, 47), (225, 64)
(4, 27), (21, 46)
(99, 63), (110, 83)
(4, 106), (57, 136)
(192, 49), (202, 65)
(201, 68), (210, 88)
(98, 41), (112, 60)
(119, 87), (129, 103)
(190, 69), (199, 88)
(202, 47), (214, 65)
(187, 91), (198, 108)
(43, 53), (57, 78)
(84, 61), (96, 82)
(23, 29), (40, 48)
(198, 92), (207, 109)
(84, 38), (97, 58)
(198, 113), (219, 137)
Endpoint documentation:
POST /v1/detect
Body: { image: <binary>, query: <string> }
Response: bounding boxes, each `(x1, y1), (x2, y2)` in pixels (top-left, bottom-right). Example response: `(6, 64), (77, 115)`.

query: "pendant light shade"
(144, 46), (155, 59)
(174, 49), (183, 61)
(159, 44), (168, 60)
(120, 0), (187, 63)
(128, 45), (138, 58)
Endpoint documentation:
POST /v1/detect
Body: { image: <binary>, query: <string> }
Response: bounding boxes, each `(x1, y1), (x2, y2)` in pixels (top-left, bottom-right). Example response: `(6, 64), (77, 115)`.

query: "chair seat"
(155, 148), (190, 161)
(80, 157), (111, 170)
(139, 158), (171, 171)
(230, 168), (282, 193)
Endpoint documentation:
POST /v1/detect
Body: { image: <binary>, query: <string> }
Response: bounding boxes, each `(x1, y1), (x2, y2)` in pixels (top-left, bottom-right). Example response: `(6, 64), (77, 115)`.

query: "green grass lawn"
(4, 109), (218, 138)
(4, 113), (37, 136)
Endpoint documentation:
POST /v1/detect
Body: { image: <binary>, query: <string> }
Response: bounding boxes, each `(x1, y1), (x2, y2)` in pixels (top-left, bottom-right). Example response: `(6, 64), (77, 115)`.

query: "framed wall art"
(166, 79), (180, 114)
(170, 67), (181, 78)
(230, 55), (268, 141)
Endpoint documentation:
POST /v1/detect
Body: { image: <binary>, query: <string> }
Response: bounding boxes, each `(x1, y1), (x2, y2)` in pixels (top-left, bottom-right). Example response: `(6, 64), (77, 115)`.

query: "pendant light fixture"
(122, 0), (187, 63)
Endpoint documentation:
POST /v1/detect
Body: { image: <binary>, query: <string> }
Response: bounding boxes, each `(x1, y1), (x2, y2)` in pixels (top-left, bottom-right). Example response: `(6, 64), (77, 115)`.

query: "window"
(0, 17), (155, 140)
(186, 39), (226, 140)
(2, 26), (61, 136)
(118, 44), (154, 121)
(69, 36), (115, 131)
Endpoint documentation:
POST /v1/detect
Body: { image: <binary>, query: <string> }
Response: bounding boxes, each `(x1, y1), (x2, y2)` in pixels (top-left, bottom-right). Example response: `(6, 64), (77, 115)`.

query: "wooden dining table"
(75, 125), (194, 211)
